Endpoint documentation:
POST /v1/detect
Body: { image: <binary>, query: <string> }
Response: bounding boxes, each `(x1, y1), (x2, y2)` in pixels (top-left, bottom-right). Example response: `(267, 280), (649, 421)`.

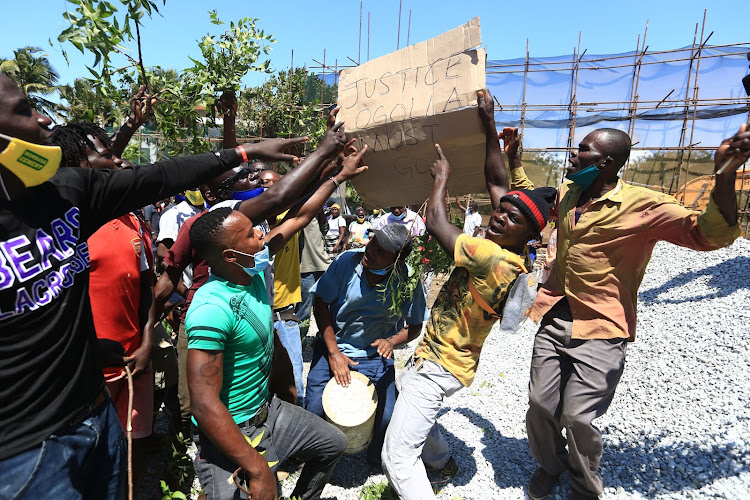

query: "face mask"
(357, 216), (365, 223)
(392, 212), (406, 220)
(368, 265), (393, 276)
(231, 187), (264, 201)
(232, 246), (270, 277)
(566, 164), (601, 191)
(0, 133), (62, 188)
(185, 189), (204, 206)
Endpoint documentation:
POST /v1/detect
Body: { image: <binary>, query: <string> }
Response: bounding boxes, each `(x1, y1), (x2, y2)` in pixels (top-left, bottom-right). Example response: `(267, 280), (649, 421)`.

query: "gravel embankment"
(288, 238), (750, 499)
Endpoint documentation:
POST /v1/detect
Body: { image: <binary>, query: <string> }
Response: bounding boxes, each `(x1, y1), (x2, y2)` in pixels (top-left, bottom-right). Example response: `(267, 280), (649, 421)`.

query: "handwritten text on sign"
(337, 18), (487, 207)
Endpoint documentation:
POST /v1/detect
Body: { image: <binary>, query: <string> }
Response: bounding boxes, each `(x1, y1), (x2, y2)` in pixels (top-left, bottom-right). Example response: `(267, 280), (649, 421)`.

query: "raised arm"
(713, 123), (750, 226)
(264, 146), (368, 256)
(110, 85), (157, 157)
(219, 91), (238, 149)
(477, 89), (510, 210)
(501, 126), (536, 190)
(426, 144), (463, 256)
(236, 118), (346, 224)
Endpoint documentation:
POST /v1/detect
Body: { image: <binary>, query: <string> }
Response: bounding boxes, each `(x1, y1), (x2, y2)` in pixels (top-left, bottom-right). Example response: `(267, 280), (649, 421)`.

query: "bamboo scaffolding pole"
(671, 24), (700, 195)
(681, 14), (710, 203)
(519, 39), (530, 148)
(623, 24), (645, 178)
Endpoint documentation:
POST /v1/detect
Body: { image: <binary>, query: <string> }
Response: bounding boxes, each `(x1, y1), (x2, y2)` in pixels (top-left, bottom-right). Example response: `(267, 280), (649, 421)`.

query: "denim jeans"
(274, 317), (304, 406)
(382, 357), (464, 500)
(192, 395), (347, 500)
(297, 271), (324, 324)
(0, 397), (126, 500)
(305, 338), (396, 465)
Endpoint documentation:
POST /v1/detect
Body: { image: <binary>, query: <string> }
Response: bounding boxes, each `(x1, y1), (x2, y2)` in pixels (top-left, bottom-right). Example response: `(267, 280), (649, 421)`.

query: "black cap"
(499, 187), (557, 234)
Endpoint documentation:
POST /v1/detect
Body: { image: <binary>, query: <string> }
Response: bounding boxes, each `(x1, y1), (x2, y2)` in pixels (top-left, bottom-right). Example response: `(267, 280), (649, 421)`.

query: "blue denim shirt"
(310, 249), (427, 357)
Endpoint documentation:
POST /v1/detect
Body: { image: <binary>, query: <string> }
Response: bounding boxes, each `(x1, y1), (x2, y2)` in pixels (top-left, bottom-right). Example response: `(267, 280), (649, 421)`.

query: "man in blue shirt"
(307, 223), (427, 465)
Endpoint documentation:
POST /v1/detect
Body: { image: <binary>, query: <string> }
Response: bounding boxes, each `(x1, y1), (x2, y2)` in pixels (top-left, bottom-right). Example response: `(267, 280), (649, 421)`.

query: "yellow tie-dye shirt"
(415, 234), (526, 386)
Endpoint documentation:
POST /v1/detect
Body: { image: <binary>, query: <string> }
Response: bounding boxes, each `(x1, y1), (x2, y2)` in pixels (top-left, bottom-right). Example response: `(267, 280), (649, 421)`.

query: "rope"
(124, 365), (134, 500)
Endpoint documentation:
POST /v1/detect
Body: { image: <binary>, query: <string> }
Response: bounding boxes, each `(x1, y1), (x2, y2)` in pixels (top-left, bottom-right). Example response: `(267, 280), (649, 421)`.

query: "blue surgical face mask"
(392, 211), (406, 220)
(368, 265), (392, 276)
(231, 187), (265, 201)
(232, 246), (270, 277)
(566, 164), (601, 191)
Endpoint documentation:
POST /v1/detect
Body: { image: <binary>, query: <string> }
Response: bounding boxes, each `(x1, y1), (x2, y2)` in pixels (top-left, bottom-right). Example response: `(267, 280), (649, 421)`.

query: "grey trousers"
(382, 358), (464, 500)
(526, 299), (627, 497)
(193, 396), (347, 500)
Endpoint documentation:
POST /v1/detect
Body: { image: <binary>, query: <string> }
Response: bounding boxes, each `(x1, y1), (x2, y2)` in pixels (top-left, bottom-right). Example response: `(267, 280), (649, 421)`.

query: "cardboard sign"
(338, 18), (487, 208)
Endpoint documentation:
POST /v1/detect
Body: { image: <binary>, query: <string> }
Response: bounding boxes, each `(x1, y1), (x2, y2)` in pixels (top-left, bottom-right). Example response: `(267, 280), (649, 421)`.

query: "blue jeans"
(305, 338), (396, 465)
(275, 317), (304, 406)
(297, 271), (324, 324)
(0, 397), (126, 500)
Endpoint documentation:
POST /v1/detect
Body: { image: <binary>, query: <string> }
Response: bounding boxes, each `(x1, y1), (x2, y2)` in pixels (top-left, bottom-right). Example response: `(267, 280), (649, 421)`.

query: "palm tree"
(0, 47), (61, 118)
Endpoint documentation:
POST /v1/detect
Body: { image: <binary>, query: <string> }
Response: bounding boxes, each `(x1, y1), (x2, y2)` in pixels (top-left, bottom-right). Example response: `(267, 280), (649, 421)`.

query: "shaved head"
(593, 128), (631, 170)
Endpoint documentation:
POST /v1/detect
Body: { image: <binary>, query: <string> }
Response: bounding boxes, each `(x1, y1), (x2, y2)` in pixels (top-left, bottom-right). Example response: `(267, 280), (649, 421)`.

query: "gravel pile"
(295, 237), (750, 499)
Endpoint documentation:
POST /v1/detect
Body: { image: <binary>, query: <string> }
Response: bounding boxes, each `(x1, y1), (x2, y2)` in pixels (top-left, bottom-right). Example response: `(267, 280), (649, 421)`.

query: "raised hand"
(327, 105), (340, 131)
(241, 137), (309, 164)
(338, 144), (369, 181)
(715, 123), (750, 175)
(318, 121), (347, 157)
(431, 143), (450, 180)
(500, 126), (520, 159)
(219, 90), (238, 117)
(477, 88), (495, 125)
(129, 84), (157, 127)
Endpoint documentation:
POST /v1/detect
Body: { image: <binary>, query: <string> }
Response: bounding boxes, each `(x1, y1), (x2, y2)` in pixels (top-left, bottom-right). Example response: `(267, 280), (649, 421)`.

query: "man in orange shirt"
(526, 125), (750, 500)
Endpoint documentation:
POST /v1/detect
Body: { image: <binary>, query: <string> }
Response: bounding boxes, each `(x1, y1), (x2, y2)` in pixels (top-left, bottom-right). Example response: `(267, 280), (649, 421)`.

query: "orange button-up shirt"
(529, 179), (740, 341)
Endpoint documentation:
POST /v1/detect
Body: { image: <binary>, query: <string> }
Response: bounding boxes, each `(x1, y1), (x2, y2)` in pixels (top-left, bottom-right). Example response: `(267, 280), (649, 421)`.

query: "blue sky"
(2, 0), (745, 89)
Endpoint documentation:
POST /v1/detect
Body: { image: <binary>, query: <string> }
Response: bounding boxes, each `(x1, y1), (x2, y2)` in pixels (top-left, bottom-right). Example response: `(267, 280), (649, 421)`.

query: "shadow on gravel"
(640, 256), (750, 305)
(452, 407), (538, 490)
(600, 430), (750, 495)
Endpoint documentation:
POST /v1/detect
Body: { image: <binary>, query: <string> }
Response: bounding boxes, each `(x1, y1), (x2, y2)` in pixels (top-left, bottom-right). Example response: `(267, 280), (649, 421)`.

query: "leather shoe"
(528, 468), (560, 500)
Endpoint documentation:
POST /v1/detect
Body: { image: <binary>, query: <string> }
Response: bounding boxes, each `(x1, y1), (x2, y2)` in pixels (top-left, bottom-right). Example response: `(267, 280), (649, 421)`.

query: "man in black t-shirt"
(0, 73), (307, 499)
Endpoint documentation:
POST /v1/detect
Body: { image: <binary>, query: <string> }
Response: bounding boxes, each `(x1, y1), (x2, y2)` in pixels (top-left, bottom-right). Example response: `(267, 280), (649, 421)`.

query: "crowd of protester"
(1, 67), (749, 500)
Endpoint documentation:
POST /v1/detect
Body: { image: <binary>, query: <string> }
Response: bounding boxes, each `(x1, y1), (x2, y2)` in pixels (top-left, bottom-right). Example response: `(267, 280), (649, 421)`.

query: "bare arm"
(220, 91), (238, 149)
(713, 124), (750, 226)
(426, 144), (463, 256)
(477, 89), (510, 210)
(237, 113), (346, 225)
(110, 85), (156, 157)
(188, 349), (277, 500)
(454, 196), (467, 214)
(370, 322), (422, 359)
(313, 296), (359, 387)
(154, 267), (182, 320)
(264, 146), (368, 256)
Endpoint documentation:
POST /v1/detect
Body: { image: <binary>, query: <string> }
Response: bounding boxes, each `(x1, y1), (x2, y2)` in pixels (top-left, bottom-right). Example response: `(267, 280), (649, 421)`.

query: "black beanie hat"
(499, 187), (557, 233)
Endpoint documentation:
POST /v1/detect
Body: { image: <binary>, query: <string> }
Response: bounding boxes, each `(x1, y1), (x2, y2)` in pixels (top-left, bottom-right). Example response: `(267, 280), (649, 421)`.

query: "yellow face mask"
(185, 189), (205, 207)
(0, 133), (62, 188)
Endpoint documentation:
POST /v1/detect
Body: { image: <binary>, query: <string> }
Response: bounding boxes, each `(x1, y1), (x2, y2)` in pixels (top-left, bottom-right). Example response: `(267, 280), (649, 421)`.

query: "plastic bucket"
(322, 371), (378, 454)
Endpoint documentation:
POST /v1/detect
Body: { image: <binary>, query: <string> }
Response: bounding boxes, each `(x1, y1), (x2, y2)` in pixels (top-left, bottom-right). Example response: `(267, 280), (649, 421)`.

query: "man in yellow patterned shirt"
(382, 89), (556, 500)
(526, 125), (750, 500)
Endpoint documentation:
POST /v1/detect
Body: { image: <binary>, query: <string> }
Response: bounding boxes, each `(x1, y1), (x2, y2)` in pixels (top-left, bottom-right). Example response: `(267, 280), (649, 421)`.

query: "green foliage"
(187, 10), (275, 100)
(359, 481), (399, 500)
(379, 212), (460, 316)
(0, 47), (61, 118)
(58, 77), (124, 124)
(238, 67), (335, 150)
(163, 431), (194, 494)
(59, 0), (165, 87)
(159, 481), (187, 500)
